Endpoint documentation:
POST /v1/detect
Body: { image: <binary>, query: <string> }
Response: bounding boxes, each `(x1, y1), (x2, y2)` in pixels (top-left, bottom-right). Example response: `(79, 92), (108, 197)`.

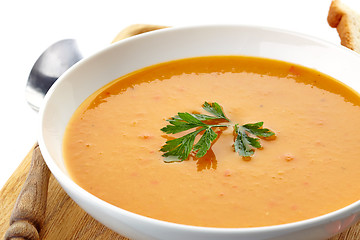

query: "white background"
(0, 0), (359, 188)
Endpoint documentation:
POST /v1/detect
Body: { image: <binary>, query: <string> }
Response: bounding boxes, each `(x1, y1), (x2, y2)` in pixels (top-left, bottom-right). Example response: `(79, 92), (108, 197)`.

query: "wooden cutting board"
(1, 25), (360, 240)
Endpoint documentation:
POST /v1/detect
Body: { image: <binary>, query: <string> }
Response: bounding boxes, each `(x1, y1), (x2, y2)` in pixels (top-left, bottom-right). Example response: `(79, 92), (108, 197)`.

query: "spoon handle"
(3, 24), (166, 240)
(4, 144), (50, 240)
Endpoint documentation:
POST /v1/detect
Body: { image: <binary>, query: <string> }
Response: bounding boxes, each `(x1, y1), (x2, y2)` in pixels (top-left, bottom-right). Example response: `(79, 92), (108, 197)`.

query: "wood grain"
(0, 24), (359, 240)
(111, 24), (168, 43)
(4, 144), (50, 240)
(0, 147), (128, 240)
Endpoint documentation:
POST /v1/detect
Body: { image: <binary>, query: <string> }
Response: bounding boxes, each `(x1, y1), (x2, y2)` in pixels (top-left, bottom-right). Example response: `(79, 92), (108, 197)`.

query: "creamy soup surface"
(63, 56), (360, 228)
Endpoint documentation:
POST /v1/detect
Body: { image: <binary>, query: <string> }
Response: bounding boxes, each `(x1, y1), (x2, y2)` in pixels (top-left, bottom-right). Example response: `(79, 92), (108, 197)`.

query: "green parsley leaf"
(242, 122), (275, 138)
(161, 112), (205, 134)
(161, 129), (203, 161)
(234, 122), (275, 157)
(202, 102), (230, 121)
(171, 102), (229, 122)
(193, 127), (218, 158)
(160, 102), (229, 162)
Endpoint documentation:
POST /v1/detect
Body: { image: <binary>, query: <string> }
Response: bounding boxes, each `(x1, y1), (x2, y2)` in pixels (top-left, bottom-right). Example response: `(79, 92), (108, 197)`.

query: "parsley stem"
(160, 102), (275, 162)
(206, 124), (230, 128)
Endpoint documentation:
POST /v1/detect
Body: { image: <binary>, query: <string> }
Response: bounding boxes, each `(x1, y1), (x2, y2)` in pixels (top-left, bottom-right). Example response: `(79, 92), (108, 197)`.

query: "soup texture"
(63, 56), (360, 228)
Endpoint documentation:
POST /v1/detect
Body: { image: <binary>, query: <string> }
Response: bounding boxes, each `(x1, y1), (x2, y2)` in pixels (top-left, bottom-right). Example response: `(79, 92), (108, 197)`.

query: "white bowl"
(38, 25), (360, 240)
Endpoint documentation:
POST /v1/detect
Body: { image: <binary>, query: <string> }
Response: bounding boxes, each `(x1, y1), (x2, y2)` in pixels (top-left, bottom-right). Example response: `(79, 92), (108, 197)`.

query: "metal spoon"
(5, 39), (83, 240)
(5, 25), (166, 240)
(25, 39), (83, 111)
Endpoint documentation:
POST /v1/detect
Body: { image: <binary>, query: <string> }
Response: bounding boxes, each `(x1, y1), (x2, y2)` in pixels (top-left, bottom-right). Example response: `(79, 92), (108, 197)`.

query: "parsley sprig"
(160, 102), (229, 162)
(160, 102), (275, 162)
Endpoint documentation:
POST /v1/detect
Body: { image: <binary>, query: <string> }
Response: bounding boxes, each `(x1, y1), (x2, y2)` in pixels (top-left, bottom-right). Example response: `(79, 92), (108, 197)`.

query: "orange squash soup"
(63, 56), (360, 228)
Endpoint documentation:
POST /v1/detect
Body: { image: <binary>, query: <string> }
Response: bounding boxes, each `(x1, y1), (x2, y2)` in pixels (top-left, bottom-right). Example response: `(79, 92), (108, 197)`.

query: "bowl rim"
(38, 23), (360, 234)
